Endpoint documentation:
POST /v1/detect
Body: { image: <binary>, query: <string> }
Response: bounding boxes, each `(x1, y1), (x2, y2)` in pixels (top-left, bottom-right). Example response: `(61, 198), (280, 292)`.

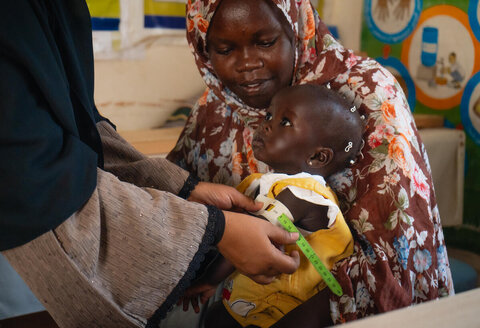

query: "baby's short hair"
(296, 83), (364, 169)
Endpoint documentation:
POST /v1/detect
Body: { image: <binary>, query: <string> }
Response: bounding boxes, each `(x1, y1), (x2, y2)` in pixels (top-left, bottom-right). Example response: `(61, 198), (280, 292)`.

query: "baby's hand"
(177, 281), (218, 313)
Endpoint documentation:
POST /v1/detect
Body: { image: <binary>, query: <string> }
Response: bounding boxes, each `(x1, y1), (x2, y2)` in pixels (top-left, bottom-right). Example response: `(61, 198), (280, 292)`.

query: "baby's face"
(252, 88), (323, 174)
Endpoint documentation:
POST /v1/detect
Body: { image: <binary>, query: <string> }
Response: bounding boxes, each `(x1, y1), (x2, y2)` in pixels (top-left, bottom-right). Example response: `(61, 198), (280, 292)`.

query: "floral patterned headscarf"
(169, 0), (454, 323)
(185, 0), (354, 109)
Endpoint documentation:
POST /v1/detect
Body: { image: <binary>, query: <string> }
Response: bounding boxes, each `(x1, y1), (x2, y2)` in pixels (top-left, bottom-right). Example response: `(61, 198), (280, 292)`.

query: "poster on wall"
(362, 0), (480, 226)
(469, 0), (480, 43)
(87, 0), (121, 31)
(401, 5), (480, 110)
(86, 0), (123, 59)
(464, 0), (480, 145)
(144, 0), (186, 29)
(364, 0), (422, 43)
(461, 72), (480, 146)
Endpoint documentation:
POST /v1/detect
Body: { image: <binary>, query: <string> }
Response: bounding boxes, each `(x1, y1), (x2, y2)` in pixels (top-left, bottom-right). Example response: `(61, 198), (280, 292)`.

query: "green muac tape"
(277, 213), (343, 297)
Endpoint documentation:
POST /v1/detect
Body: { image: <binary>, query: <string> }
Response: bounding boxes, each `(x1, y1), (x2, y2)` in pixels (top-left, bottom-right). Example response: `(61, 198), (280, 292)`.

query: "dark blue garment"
(0, 0), (108, 250)
(449, 257), (478, 293)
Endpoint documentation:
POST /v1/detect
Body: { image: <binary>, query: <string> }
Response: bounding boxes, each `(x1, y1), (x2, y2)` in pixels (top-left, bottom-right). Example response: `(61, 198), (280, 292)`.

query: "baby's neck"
(271, 167), (331, 177)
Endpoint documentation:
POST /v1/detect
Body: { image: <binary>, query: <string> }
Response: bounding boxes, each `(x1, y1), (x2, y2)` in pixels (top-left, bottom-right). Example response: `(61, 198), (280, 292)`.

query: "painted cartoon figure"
(444, 52), (465, 89)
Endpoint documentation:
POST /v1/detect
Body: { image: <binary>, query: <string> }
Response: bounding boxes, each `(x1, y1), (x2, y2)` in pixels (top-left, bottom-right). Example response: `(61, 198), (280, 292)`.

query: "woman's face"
(206, 0), (295, 109)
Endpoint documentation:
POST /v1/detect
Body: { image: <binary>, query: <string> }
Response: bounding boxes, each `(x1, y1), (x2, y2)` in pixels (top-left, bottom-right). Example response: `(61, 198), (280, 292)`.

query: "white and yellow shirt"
(222, 173), (354, 328)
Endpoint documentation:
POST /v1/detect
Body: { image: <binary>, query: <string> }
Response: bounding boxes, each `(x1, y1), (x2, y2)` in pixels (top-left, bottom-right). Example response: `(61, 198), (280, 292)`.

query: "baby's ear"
(307, 147), (333, 168)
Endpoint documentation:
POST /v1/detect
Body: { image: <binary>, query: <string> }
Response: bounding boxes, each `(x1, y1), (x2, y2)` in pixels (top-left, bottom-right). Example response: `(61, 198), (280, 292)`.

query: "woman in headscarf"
(168, 0), (454, 323)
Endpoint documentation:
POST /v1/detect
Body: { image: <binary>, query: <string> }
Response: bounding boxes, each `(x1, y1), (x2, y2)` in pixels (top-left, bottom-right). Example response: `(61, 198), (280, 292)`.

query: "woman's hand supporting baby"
(188, 182), (300, 284)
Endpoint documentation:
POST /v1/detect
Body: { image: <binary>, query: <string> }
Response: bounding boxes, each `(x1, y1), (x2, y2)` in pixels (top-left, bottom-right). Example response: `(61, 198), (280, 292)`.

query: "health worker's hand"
(188, 182), (262, 213)
(217, 212), (300, 284)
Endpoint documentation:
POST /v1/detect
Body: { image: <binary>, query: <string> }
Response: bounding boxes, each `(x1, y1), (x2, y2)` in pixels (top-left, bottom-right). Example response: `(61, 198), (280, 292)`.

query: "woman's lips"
(240, 79), (269, 95)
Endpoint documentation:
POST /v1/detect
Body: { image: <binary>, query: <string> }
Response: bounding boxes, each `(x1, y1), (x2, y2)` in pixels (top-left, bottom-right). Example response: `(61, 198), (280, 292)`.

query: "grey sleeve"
(3, 168), (222, 327)
(97, 121), (191, 195)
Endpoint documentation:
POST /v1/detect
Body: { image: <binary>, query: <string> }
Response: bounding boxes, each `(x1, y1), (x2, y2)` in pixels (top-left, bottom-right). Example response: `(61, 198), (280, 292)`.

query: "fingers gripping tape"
(252, 195), (344, 296)
(252, 194), (294, 228)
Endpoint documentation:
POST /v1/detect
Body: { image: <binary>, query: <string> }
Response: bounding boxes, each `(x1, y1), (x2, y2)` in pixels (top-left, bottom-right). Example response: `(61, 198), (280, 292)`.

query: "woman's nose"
(236, 48), (263, 72)
(262, 122), (272, 134)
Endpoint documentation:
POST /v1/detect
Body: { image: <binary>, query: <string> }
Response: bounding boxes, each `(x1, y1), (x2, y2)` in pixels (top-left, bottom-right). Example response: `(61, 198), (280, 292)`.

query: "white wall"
(94, 42), (205, 131)
(322, 0), (364, 52)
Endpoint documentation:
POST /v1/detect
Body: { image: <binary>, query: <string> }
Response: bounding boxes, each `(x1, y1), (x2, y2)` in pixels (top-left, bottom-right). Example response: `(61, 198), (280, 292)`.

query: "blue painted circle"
(365, 0), (423, 44)
(469, 0), (480, 42)
(376, 57), (416, 112)
(460, 71), (480, 145)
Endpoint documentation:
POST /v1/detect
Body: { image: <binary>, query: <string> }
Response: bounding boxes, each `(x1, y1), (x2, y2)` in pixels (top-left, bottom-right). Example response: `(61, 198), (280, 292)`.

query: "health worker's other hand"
(177, 280), (217, 313)
(189, 182), (262, 213)
(217, 212), (300, 284)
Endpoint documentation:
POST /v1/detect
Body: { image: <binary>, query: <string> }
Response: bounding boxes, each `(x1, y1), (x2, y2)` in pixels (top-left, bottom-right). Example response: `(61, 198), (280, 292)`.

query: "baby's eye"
(281, 118), (292, 127)
(265, 112), (273, 121)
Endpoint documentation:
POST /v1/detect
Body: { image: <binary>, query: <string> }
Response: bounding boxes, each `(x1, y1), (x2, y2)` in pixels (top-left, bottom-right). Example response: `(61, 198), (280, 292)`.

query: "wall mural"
(362, 0), (480, 227)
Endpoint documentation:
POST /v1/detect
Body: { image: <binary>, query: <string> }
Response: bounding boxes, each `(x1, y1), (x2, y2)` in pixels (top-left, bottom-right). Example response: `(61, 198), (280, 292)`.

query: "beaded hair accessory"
(324, 82), (366, 166)
(348, 139), (365, 165)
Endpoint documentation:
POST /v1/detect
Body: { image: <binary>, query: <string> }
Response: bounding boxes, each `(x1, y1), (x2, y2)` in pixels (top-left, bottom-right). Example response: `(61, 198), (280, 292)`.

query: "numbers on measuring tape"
(277, 214), (343, 296)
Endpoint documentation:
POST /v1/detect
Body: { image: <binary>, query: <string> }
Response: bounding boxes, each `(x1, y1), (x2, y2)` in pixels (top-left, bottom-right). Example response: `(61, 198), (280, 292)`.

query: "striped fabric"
(144, 0), (186, 29)
(86, 0), (120, 31)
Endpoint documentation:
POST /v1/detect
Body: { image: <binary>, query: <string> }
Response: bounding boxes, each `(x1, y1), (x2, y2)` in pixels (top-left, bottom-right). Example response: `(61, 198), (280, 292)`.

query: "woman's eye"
(265, 112), (273, 121)
(258, 38), (276, 48)
(215, 47), (232, 55)
(281, 118), (292, 127)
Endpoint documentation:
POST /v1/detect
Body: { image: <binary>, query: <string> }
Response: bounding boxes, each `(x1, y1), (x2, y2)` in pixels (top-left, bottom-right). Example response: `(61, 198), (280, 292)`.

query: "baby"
(180, 84), (364, 328)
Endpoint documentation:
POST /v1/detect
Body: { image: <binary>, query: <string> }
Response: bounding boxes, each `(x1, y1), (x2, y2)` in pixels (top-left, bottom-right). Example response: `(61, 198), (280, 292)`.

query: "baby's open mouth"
(252, 135), (265, 148)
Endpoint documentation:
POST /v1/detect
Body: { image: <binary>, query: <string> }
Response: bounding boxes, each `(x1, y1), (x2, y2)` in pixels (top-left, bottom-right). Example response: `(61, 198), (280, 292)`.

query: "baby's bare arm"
(275, 189), (329, 231)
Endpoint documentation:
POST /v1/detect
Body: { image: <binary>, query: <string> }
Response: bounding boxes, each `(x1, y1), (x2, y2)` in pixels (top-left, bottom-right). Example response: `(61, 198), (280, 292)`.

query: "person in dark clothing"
(0, 1), (300, 327)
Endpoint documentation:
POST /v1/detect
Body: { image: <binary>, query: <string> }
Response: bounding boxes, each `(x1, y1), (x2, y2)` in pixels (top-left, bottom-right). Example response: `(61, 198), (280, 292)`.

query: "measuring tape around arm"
(252, 195), (343, 296)
(277, 214), (343, 296)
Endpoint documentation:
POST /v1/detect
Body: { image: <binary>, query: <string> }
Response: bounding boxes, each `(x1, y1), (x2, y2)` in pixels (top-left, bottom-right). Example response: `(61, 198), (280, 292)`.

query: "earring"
(308, 160), (313, 166)
(326, 82), (331, 89)
(349, 159), (355, 165)
(350, 106), (357, 113)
